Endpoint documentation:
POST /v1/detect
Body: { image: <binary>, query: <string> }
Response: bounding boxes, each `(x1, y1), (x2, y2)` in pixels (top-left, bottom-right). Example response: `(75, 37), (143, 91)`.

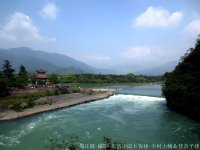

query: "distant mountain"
(136, 61), (179, 75)
(0, 47), (179, 75)
(105, 62), (178, 75)
(0, 47), (98, 74)
(110, 64), (148, 75)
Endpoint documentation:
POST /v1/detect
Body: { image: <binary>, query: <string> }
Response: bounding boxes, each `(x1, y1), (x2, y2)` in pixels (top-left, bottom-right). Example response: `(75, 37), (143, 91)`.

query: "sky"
(0, 0), (200, 70)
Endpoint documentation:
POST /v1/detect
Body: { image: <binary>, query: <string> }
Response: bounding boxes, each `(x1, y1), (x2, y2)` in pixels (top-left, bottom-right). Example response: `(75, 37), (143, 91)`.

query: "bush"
(72, 88), (80, 93)
(20, 102), (28, 109)
(27, 99), (34, 108)
(60, 88), (70, 94)
(12, 102), (23, 112)
(46, 90), (53, 96)
(53, 88), (70, 95)
(22, 93), (41, 101)
(8, 104), (14, 109)
(9, 100), (34, 112)
(54, 89), (60, 95)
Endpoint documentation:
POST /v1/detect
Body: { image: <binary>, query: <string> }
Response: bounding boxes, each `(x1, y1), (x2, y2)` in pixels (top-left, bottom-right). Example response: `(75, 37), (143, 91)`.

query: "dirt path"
(0, 90), (114, 121)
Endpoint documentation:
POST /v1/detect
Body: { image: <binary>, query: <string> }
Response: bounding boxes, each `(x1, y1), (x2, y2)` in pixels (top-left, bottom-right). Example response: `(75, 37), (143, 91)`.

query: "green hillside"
(162, 36), (200, 121)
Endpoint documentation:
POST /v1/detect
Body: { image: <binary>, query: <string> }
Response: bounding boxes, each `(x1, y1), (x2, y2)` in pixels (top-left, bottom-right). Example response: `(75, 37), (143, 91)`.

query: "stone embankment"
(0, 89), (115, 121)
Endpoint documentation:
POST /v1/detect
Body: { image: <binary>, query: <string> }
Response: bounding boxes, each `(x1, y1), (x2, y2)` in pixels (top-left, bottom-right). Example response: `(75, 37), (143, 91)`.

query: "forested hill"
(162, 36), (200, 121)
(0, 47), (97, 74)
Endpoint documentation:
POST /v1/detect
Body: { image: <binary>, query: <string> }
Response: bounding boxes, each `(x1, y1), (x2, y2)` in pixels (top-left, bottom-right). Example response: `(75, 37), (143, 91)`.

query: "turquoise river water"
(0, 84), (200, 150)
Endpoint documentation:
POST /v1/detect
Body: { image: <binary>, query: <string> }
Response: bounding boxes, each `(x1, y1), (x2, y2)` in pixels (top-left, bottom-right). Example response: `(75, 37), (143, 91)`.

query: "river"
(0, 84), (199, 150)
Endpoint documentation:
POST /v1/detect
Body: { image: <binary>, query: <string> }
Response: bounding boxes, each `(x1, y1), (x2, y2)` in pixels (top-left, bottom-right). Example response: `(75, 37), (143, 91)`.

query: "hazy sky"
(0, 0), (200, 68)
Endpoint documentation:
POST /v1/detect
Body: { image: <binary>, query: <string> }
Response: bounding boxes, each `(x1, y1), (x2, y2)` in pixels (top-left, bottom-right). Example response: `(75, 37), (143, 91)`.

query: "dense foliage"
(2, 60), (16, 87)
(16, 65), (29, 88)
(0, 71), (9, 97)
(0, 60), (29, 97)
(162, 36), (200, 121)
(52, 73), (162, 84)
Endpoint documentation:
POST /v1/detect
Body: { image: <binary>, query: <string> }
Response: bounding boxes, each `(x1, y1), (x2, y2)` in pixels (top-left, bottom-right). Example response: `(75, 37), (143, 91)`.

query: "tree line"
(49, 73), (162, 84)
(0, 60), (29, 97)
(0, 59), (162, 98)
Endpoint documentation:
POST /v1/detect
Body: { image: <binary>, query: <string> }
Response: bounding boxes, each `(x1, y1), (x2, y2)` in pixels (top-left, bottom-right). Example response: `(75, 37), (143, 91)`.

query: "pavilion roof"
(36, 69), (47, 73)
(35, 74), (49, 79)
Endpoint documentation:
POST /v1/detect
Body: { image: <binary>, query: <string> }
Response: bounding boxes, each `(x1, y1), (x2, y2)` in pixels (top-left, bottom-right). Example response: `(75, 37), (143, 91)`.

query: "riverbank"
(0, 89), (115, 121)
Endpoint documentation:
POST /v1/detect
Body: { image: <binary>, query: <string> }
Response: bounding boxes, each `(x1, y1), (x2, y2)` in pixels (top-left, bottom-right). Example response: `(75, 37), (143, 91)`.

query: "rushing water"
(0, 84), (200, 150)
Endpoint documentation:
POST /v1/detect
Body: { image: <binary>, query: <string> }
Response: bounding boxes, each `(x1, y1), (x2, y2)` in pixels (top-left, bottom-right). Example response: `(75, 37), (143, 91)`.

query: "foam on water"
(97, 128), (101, 131)
(85, 131), (91, 139)
(110, 94), (165, 102)
(105, 114), (125, 125)
(0, 85), (199, 149)
(0, 113), (58, 147)
(93, 94), (165, 112)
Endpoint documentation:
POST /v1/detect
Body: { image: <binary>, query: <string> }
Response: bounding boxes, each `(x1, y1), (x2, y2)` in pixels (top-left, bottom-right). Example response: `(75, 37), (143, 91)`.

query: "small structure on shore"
(35, 69), (49, 86)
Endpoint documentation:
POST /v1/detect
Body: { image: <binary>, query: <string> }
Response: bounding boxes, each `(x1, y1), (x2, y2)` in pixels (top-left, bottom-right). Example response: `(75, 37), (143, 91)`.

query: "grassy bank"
(0, 87), (80, 112)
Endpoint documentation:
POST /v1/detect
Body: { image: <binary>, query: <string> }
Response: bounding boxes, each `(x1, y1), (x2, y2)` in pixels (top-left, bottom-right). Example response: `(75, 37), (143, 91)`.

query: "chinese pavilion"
(35, 69), (49, 86)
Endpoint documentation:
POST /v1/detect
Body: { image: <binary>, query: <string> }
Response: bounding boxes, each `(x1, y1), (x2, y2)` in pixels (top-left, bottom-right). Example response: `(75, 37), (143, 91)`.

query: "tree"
(60, 74), (77, 83)
(19, 65), (27, 74)
(162, 36), (200, 121)
(0, 71), (9, 97)
(16, 65), (29, 88)
(2, 60), (15, 78)
(77, 74), (88, 83)
(125, 73), (136, 82)
(2, 60), (16, 87)
(106, 75), (113, 83)
(49, 73), (60, 84)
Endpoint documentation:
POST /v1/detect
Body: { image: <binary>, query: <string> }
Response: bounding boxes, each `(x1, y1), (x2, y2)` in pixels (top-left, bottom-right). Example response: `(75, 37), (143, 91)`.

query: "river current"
(0, 84), (199, 150)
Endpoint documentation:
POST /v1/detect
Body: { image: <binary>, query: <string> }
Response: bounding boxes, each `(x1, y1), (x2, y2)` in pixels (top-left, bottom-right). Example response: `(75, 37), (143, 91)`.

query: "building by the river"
(35, 69), (49, 86)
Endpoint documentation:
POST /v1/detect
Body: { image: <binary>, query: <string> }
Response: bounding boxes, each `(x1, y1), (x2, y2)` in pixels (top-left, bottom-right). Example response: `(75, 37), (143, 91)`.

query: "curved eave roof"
(35, 75), (49, 79)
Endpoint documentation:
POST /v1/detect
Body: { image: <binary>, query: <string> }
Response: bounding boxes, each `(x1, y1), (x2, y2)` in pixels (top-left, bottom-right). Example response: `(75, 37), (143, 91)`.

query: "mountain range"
(135, 61), (178, 75)
(0, 47), (178, 75)
(0, 47), (98, 74)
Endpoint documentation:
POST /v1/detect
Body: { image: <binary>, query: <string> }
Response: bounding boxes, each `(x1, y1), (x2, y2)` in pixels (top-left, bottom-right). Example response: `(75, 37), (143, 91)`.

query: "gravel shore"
(0, 89), (114, 121)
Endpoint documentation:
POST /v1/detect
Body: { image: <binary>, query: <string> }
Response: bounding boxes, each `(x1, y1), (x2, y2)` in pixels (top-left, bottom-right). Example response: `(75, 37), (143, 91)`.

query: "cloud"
(183, 19), (200, 38)
(40, 3), (58, 19)
(87, 55), (111, 63)
(133, 6), (183, 28)
(0, 12), (55, 46)
(78, 54), (111, 67)
(95, 56), (111, 62)
(121, 46), (151, 60)
(120, 45), (181, 64)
